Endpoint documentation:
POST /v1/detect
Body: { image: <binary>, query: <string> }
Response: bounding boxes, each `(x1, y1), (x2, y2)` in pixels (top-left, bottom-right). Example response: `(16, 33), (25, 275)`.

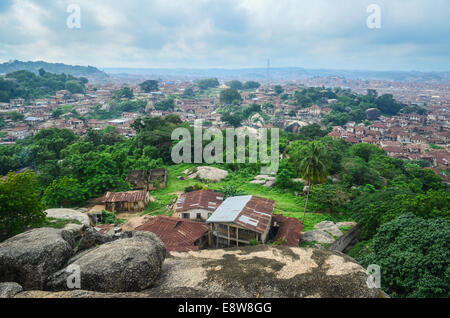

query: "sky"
(0, 0), (449, 71)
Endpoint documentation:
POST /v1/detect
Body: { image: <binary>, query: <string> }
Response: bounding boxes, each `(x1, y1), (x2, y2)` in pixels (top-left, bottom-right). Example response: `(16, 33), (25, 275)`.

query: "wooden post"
(236, 228), (239, 247)
(227, 225), (230, 248)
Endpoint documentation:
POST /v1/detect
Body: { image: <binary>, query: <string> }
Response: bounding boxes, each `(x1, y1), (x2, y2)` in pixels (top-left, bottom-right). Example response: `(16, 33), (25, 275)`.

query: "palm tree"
(299, 141), (330, 224)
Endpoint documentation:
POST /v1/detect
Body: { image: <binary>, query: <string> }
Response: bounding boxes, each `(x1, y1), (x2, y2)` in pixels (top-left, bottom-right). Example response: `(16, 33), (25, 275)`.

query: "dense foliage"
(0, 69), (87, 102)
(361, 214), (449, 298)
(0, 171), (45, 237)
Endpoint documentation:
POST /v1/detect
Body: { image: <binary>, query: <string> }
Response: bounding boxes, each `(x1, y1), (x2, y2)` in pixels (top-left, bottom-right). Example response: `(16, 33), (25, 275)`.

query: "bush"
(0, 171), (46, 238)
(362, 214), (450, 298)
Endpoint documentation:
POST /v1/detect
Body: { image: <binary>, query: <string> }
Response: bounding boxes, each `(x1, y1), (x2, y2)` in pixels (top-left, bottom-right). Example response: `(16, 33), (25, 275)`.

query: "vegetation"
(140, 80), (159, 93)
(361, 214), (449, 298)
(197, 78), (219, 90)
(0, 69), (88, 102)
(296, 141), (330, 223)
(0, 171), (45, 238)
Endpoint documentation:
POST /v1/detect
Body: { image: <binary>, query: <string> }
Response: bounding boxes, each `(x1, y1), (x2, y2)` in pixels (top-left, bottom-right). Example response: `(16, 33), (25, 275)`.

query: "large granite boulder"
(76, 227), (119, 252)
(18, 246), (380, 298)
(0, 282), (23, 298)
(188, 166), (228, 182)
(45, 208), (91, 227)
(45, 231), (166, 293)
(0, 228), (74, 290)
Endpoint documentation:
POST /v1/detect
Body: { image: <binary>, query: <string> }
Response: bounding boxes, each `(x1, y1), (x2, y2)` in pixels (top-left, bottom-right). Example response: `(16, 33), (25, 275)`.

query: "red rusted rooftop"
(176, 190), (224, 213)
(272, 214), (304, 247)
(135, 216), (209, 252)
(103, 190), (148, 203)
(234, 196), (275, 234)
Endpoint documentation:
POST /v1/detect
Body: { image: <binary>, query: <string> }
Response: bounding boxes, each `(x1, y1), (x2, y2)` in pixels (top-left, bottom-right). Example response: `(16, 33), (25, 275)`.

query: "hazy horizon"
(1, 1), (449, 72)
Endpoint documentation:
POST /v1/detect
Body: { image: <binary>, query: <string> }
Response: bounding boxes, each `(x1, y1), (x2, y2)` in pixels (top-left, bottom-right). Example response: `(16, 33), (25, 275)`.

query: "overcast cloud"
(0, 0), (449, 71)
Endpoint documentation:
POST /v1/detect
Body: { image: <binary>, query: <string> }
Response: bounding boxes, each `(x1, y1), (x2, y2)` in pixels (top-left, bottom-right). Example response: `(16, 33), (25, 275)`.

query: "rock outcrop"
(0, 282), (23, 298)
(45, 231), (166, 293)
(301, 221), (357, 244)
(188, 166), (229, 182)
(45, 208), (91, 227)
(16, 245), (379, 298)
(0, 228), (74, 290)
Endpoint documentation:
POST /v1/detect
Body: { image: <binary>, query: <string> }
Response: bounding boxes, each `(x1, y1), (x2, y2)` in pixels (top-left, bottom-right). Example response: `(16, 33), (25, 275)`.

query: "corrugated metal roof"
(207, 195), (275, 234)
(176, 190), (224, 213)
(206, 195), (252, 223)
(136, 216), (209, 252)
(272, 214), (304, 247)
(103, 190), (148, 203)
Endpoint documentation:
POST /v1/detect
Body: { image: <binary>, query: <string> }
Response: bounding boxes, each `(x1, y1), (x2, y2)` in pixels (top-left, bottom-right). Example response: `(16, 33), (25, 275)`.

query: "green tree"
(8, 111), (24, 122)
(220, 88), (242, 105)
(298, 141), (330, 223)
(42, 177), (86, 208)
(362, 214), (450, 298)
(274, 85), (284, 95)
(0, 171), (45, 238)
(113, 87), (134, 99)
(140, 80), (159, 93)
(65, 80), (85, 94)
(197, 78), (219, 90)
(311, 184), (350, 213)
(228, 80), (243, 90)
(243, 81), (260, 90)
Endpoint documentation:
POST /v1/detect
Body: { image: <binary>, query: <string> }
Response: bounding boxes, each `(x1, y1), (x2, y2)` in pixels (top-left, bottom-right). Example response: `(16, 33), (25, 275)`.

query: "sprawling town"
(0, 0), (449, 303)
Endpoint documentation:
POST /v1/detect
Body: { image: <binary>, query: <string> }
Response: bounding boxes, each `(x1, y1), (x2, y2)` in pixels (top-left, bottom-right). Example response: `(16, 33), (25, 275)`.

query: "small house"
(126, 168), (167, 191)
(207, 195), (275, 248)
(103, 190), (150, 213)
(136, 216), (209, 252)
(175, 190), (224, 221)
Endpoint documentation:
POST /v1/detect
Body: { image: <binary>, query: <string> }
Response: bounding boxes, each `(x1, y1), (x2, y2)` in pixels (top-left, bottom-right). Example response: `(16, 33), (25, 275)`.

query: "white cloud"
(0, 0), (448, 71)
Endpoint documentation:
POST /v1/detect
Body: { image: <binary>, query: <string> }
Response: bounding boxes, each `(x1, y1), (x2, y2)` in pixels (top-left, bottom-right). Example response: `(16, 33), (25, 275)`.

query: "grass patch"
(146, 163), (354, 230)
(38, 217), (81, 229)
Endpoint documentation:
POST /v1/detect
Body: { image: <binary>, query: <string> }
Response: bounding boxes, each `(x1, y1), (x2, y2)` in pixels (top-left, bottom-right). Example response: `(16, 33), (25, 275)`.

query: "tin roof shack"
(271, 214), (304, 247)
(126, 168), (167, 191)
(136, 216), (209, 252)
(103, 190), (150, 213)
(207, 195), (275, 248)
(175, 190), (224, 221)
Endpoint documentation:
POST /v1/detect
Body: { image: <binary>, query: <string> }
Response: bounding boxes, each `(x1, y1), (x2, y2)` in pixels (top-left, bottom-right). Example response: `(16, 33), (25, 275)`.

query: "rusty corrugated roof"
(176, 190), (224, 213)
(234, 196), (275, 234)
(272, 214), (304, 247)
(135, 216), (209, 252)
(103, 190), (148, 203)
(207, 195), (275, 234)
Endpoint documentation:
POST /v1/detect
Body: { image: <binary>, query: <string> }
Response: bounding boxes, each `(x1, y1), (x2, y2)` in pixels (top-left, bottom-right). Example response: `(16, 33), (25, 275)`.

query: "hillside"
(0, 60), (108, 80)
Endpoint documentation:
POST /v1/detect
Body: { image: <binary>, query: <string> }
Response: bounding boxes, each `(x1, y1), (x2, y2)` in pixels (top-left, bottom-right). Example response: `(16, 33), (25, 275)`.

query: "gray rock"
(254, 175), (270, 180)
(314, 221), (344, 238)
(301, 230), (335, 244)
(63, 223), (85, 241)
(250, 179), (266, 185)
(0, 282), (23, 298)
(45, 208), (91, 227)
(76, 228), (117, 252)
(188, 166), (228, 182)
(45, 231), (166, 293)
(17, 246), (380, 298)
(336, 222), (357, 228)
(0, 228), (75, 290)
(314, 221), (336, 230)
(263, 180), (275, 187)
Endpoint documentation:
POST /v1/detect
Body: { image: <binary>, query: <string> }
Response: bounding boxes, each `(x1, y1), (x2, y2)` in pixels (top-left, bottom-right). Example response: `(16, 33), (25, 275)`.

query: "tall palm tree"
(299, 141), (330, 224)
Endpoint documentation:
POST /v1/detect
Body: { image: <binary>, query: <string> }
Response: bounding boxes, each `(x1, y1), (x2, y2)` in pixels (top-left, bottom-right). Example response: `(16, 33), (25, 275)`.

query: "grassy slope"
(144, 164), (354, 231)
